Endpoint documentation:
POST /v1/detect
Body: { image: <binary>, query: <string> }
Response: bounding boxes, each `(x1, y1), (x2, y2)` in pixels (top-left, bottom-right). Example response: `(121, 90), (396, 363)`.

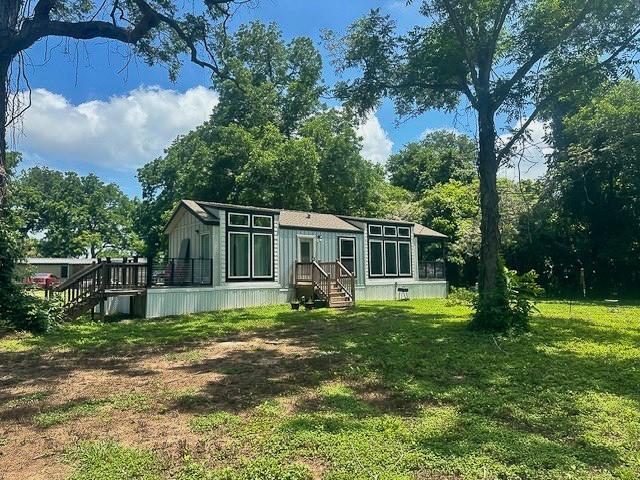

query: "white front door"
(298, 237), (314, 263)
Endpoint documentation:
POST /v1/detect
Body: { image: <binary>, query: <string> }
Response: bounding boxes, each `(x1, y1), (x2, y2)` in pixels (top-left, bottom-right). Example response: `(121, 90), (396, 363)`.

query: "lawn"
(1, 299), (639, 479)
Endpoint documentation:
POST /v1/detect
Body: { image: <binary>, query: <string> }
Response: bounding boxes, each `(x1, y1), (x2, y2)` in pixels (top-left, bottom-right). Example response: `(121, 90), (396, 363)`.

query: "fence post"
(146, 256), (153, 288)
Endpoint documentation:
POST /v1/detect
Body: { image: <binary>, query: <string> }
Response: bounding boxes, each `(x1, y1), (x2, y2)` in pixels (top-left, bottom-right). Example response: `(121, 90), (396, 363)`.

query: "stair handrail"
(55, 262), (102, 291)
(312, 260), (331, 300)
(335, 261), (356, 302)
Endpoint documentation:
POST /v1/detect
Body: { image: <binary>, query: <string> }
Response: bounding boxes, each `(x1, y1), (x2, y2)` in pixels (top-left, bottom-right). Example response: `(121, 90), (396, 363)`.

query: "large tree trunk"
(477, 103), (500, 294)
(0, 54), (10, 208)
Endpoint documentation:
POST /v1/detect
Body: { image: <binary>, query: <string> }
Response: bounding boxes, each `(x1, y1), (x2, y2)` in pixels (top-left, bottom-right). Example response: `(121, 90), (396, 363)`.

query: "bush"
(446, 286), (477, 306)
(470, 260), (543, 333)
(0, 283), (64, 333)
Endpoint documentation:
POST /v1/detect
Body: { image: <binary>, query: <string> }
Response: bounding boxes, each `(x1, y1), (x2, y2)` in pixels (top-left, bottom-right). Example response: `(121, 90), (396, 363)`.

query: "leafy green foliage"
(12, 165), (141, 258)
(66, 441), (162, 480)
(387, 130), (477, 193)
(137, 22), (385, 255)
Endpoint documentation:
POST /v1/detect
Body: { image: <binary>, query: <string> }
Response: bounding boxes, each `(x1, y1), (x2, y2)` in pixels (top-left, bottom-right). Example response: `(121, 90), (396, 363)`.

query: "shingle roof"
(413, 223), (448, 239)
(196, 201), (280, 214)
(338, 214), (414, 226)
(182, 200), (220, 224)
(279, 210), (361, 232)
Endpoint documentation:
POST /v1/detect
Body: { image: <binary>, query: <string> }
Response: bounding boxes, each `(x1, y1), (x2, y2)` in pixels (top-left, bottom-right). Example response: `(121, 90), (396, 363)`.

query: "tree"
(12, 166), (141, 257)
(137, 22), (386, 256)
(387, 130), (476, 193)
(0, 0), (250, 208)
(543, 80), (640, 296)
(332, 1), (640, 329)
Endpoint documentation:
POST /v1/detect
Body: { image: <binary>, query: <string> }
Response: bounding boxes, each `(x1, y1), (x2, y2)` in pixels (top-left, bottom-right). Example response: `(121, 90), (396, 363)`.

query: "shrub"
(0, 283), (64, 333)
(446, 286), (477, 306)
(470, 260), (543, 333)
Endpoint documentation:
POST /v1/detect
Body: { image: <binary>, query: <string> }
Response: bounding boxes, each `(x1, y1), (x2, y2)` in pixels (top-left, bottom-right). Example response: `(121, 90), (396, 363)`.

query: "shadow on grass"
(1, 300), (639, 475)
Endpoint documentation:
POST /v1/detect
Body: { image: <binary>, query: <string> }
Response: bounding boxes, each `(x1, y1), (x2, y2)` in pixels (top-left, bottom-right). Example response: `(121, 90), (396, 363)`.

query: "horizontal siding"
(145, 281), (446, 318)
(146, 286), (287, 318)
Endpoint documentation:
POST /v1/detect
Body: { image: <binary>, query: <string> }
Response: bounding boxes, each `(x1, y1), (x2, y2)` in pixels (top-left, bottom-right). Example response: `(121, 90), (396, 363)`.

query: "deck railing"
(150, 258), (213, 286)
(418, 261), (446, 280)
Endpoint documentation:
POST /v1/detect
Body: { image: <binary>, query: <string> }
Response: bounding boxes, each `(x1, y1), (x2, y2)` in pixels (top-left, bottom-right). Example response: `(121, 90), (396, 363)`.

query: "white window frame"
(368, 239), (384, 277)
(227, 231), (250, 279)
(252, 214), (273, 229)
(339, 237), (356, 275)
(368, 224), (383, 236)
(228, 212), (250, 228)
(297, 235), (316, 262)
(200, 232), (212, 259)
(251, 232), (273, 279)
(398, 227), (411, 238)
(398, 241), (412, 276)
(384, 240), (399, 276)
(383, 226), (397, 237)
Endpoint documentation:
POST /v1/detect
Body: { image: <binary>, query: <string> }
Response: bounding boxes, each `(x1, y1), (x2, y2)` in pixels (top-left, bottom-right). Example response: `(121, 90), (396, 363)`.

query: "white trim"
(228, 212), (250, 228)
(252, 232), (273, 279)
(339, 237), (356, 275)
(398, 241), (412, 276)
(384, 240), (399, 276)
(200, 232), (212, 259)
(368, 224), (382, 236)
(227, 231), (250, 279)
(252, 214), (273, 229)
(297, 234), (315, 262)
(383, 226), (397, 237)
(398, 226), (411, 238)
(368, 239), (384, 277)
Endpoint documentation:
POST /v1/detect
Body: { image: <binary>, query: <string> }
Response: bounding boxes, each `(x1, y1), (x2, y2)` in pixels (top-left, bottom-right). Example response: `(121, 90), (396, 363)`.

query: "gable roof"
(167, 200), (447, 238)
(279, 210), (361, 232)
(413, 223), (448, 239)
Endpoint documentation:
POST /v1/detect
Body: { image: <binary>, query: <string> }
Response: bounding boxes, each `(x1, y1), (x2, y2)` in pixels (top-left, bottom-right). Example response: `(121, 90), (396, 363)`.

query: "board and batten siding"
(278, 228), (365, 288)
(167, 209), (216, 260)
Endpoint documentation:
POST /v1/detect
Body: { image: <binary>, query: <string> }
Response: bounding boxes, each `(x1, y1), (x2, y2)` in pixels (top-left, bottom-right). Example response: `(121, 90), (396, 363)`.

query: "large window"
(339, 237), (356, 275)
(384, 241), (398, 275)
(253, 233), (273, 278)
(227, 211), (274, 281)
(368, 223), (413, 278)
(369, 240), (383, 276)
(399, 242), (411, 276)
(228, 232), (250, 278)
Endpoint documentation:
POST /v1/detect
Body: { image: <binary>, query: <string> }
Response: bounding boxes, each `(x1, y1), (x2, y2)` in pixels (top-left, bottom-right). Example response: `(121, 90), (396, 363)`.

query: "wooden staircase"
(295, 260), (355, 308)
(55, 260), (148, 319)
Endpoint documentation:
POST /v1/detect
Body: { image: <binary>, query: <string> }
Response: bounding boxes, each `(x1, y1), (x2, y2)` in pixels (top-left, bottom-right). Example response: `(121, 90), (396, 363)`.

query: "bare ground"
(0, 332), (324, 479)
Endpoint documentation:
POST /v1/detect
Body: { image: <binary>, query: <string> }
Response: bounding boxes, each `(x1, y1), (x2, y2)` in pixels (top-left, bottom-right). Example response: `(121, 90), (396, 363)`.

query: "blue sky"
(12, 0), (545, 197)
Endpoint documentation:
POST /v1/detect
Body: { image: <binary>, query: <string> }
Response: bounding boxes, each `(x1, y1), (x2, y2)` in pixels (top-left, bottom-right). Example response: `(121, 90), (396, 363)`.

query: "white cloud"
(499, 119), (553, 181)
(357, 113), (393, 165)
(11, 86), (219, 171)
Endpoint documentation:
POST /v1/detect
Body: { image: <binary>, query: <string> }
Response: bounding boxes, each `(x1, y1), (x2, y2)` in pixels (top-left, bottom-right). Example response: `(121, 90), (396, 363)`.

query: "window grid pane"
(229, 233), (249, 277)
(399, 243), (411, 275)
(370, 241), (383, 275)
(253, 234), (272, 277)
(385, 242), (398, 275)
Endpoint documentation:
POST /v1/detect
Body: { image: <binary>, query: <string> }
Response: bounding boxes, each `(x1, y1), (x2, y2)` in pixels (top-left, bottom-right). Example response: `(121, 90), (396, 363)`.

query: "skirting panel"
(358, 282), (448, 301)
(146, 287), (287, 318)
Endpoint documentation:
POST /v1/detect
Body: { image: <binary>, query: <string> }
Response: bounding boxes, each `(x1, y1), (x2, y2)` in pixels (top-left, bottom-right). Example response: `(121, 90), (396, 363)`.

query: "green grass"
(3, 299), (640, 479)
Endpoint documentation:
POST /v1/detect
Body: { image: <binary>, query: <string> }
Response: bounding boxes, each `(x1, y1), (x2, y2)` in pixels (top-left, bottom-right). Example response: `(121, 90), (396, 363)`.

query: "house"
(18, 257), (96, 280)
(142, 200), (448, 318)
(54, 200), (448, 319)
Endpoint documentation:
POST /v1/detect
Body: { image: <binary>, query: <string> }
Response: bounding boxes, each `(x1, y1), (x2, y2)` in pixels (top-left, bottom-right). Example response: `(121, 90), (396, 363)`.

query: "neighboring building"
(19, 257), (96, 280)
(143, 200), (448, 318)
(55, 200), (448, 319)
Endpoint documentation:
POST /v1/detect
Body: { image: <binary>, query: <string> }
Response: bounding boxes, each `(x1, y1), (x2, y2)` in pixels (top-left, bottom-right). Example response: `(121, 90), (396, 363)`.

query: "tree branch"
(441, 0), (479, 86)
(493, 0), (595, 105)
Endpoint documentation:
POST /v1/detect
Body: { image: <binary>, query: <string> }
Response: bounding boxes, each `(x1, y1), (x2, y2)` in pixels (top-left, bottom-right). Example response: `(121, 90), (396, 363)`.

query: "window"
(398, 227), (411, 238)
(399, 242), (411, 276)
(384, 241), (398, 275)
(368, 224), (382, 236)
(369, 240), (383, 276)
(61, 265), (69, 278)
(228, 232), (250, 278)
(253, 215), (272, 229)
(253, 233), (272, 278)
(228, 213), (250, 227)
(383, 226), (397, 237)
(226, 211), (274, 281)
(339, 237), (356, 275)
(200, 233), (211, 259)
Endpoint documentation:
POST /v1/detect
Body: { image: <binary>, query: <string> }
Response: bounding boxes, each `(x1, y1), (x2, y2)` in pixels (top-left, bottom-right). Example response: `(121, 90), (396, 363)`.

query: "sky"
(10, 0), (549, 198)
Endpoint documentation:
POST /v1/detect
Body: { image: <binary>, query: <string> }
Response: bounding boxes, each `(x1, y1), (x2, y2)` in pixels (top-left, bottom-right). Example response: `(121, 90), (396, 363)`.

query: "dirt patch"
(0, 334), (319, 479)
